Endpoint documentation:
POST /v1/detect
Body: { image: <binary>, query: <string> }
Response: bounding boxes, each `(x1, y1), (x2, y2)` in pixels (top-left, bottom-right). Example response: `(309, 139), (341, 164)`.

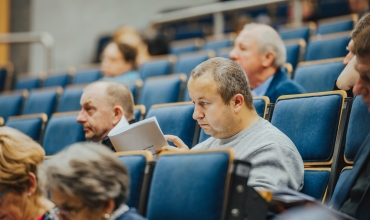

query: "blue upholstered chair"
(57, 86), (84, 112)
(198, 96), (270, 144)
(278, 24), (314, 42)
(203, 34), (234, 51)
(146, 102), (197, 148)
(146, 150), (234, 220)
(316, 17), (355, 35)
(134, 105), (146, 122)
(170, 38), (203, 55)
(284, 39), (306, 69)
(174, 51), (211, 78)
(294, 58), (344, 93)
(72, 69), (101, 84)
(138, 74), (186, 112)
(139, 57), (174, 80)
(43, 72), (71, 88)
(116, 151), (153, 209)
(126, 80), (143, 104)
(0, 90), (27, 122)
(24, 87), (62, 119)
(5, 113), (47, 142)
(344, 96), (370, 164)
(330, 167), (352, 203)
(14, 77), (41, 90)
(270, 91), (346, 165)
(305, 32), (350, 61)
(42, 112), (85, 156)
(300, 168), (331, 202)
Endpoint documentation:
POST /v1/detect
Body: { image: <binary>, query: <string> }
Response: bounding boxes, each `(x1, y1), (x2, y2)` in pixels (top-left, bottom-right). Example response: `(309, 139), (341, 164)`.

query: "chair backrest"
(316, 15), (357, 35)
(305, 32), (350, 61)
(126, 80), (143, 104)
(72, 69), (101, 84)
(146, 150), (234, 220)
(278, 25), (314, 42)
(15, 77), (41, 90)
(300, 168), (331, 202)
(294, 58), (345, 93)
(43, 72), (70, 88)
(330, 166), (352, 203)
(170, 38), (203, 55)
(116, 151), (153, 209)
(174, 51), (211, 78)
(146, 102), (197, 148)
(139, 57), (173, 80)
(134, 105), (146, 122)
(344, 96), (370, 164)
(203, 35), (234, 51)
(284, 39), (306, 69)
(57, 87), (84, 112)
(198, 96), (270, 144)
(5, 113), (47, 142)
(270, 91), (346, 165)
(138, 74), (186, 111)
(42, 112), (85, 156)
(0, 90), (28, 121)
(24, 87), (62, 119)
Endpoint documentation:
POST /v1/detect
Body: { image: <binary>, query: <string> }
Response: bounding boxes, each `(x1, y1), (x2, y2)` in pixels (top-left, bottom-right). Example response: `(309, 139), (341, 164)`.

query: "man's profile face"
(77, 87), (115, 142)
(343, 40), (355, 66)
(353, 55), (370, 110)
(229, 29), (264, 89)
(188, 73), (235, 139)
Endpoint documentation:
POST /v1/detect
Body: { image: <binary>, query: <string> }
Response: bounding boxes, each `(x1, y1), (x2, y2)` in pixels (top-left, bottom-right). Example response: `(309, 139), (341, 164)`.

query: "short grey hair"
(190, 57), (254, 110)
(243, 23), (286, 67)
(85, 81), (134, 118)
(40, 143), (129, 210)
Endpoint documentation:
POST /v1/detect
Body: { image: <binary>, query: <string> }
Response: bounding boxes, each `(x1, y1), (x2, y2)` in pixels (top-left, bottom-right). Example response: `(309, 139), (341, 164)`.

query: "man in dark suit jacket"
(330, 25), (370, 220)
(230, 23), (306, 103)
(77, 81), (136, 151)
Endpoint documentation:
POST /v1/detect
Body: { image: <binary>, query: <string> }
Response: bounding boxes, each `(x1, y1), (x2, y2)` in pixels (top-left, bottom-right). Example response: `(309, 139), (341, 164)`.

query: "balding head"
(77, 81), (134, 142)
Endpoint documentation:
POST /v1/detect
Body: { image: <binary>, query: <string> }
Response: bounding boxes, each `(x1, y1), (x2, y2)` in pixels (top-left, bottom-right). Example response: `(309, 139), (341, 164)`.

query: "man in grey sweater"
(157, 57), (303, 191)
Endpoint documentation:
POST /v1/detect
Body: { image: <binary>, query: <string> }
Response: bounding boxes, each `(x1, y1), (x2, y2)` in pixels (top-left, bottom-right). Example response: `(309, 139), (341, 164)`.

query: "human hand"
(336, 56), (359, 91)
(156, 135), (190, 153)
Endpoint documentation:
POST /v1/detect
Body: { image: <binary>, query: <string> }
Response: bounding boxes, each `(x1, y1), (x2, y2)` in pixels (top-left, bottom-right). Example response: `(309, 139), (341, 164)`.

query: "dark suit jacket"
(330, 133), (370, 219)
(265, 68), (306, 103)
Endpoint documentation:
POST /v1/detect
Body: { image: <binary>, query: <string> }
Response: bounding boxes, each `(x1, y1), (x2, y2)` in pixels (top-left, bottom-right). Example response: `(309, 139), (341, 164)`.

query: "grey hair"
(40, 142), (129, 210)
(190, 57), (254, 110)
(243, 23), (286, 67)
(84, 81), (134, 118)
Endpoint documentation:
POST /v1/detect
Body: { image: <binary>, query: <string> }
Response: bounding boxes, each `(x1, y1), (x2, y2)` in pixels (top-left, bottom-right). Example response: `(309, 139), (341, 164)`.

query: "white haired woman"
(40, 142), (147, 220)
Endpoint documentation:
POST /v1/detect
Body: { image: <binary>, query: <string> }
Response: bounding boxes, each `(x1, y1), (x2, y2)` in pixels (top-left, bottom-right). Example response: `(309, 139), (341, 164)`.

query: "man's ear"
(230, 94), (244, 113)
(261, 51), (275, 67)
(112, 105), (124, 126)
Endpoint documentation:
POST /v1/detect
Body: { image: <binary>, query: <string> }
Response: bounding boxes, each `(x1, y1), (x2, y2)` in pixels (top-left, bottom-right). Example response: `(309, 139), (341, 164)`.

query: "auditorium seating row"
(2, 91), (367, 207)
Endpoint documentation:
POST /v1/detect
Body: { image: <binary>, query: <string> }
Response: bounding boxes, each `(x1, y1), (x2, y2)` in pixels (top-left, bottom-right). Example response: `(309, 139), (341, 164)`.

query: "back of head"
(41, 142), (129, 210)
(0, 127), (44, 193)
(352, 13), (370, 38)
(190, 57), (254, 109)
(243, 23), (286, 67)
(84, 81), (134, 118)
(353, 25), (370, 58)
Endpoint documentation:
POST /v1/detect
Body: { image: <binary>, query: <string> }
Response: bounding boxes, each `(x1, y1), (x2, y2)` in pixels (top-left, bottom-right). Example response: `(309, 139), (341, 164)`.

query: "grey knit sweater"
(192, 118), (304, 191)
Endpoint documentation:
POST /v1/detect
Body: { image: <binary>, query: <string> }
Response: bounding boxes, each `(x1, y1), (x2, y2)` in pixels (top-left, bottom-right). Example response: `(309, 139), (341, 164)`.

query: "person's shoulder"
(116, 209), (148, 220)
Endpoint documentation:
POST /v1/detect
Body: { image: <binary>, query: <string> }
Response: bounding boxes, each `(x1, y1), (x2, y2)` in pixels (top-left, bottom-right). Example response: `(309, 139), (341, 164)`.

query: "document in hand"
(108, 116), (167, 155)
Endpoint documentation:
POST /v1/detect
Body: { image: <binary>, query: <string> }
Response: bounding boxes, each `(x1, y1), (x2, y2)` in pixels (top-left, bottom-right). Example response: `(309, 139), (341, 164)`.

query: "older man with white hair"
(230, 23), (306, 103)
